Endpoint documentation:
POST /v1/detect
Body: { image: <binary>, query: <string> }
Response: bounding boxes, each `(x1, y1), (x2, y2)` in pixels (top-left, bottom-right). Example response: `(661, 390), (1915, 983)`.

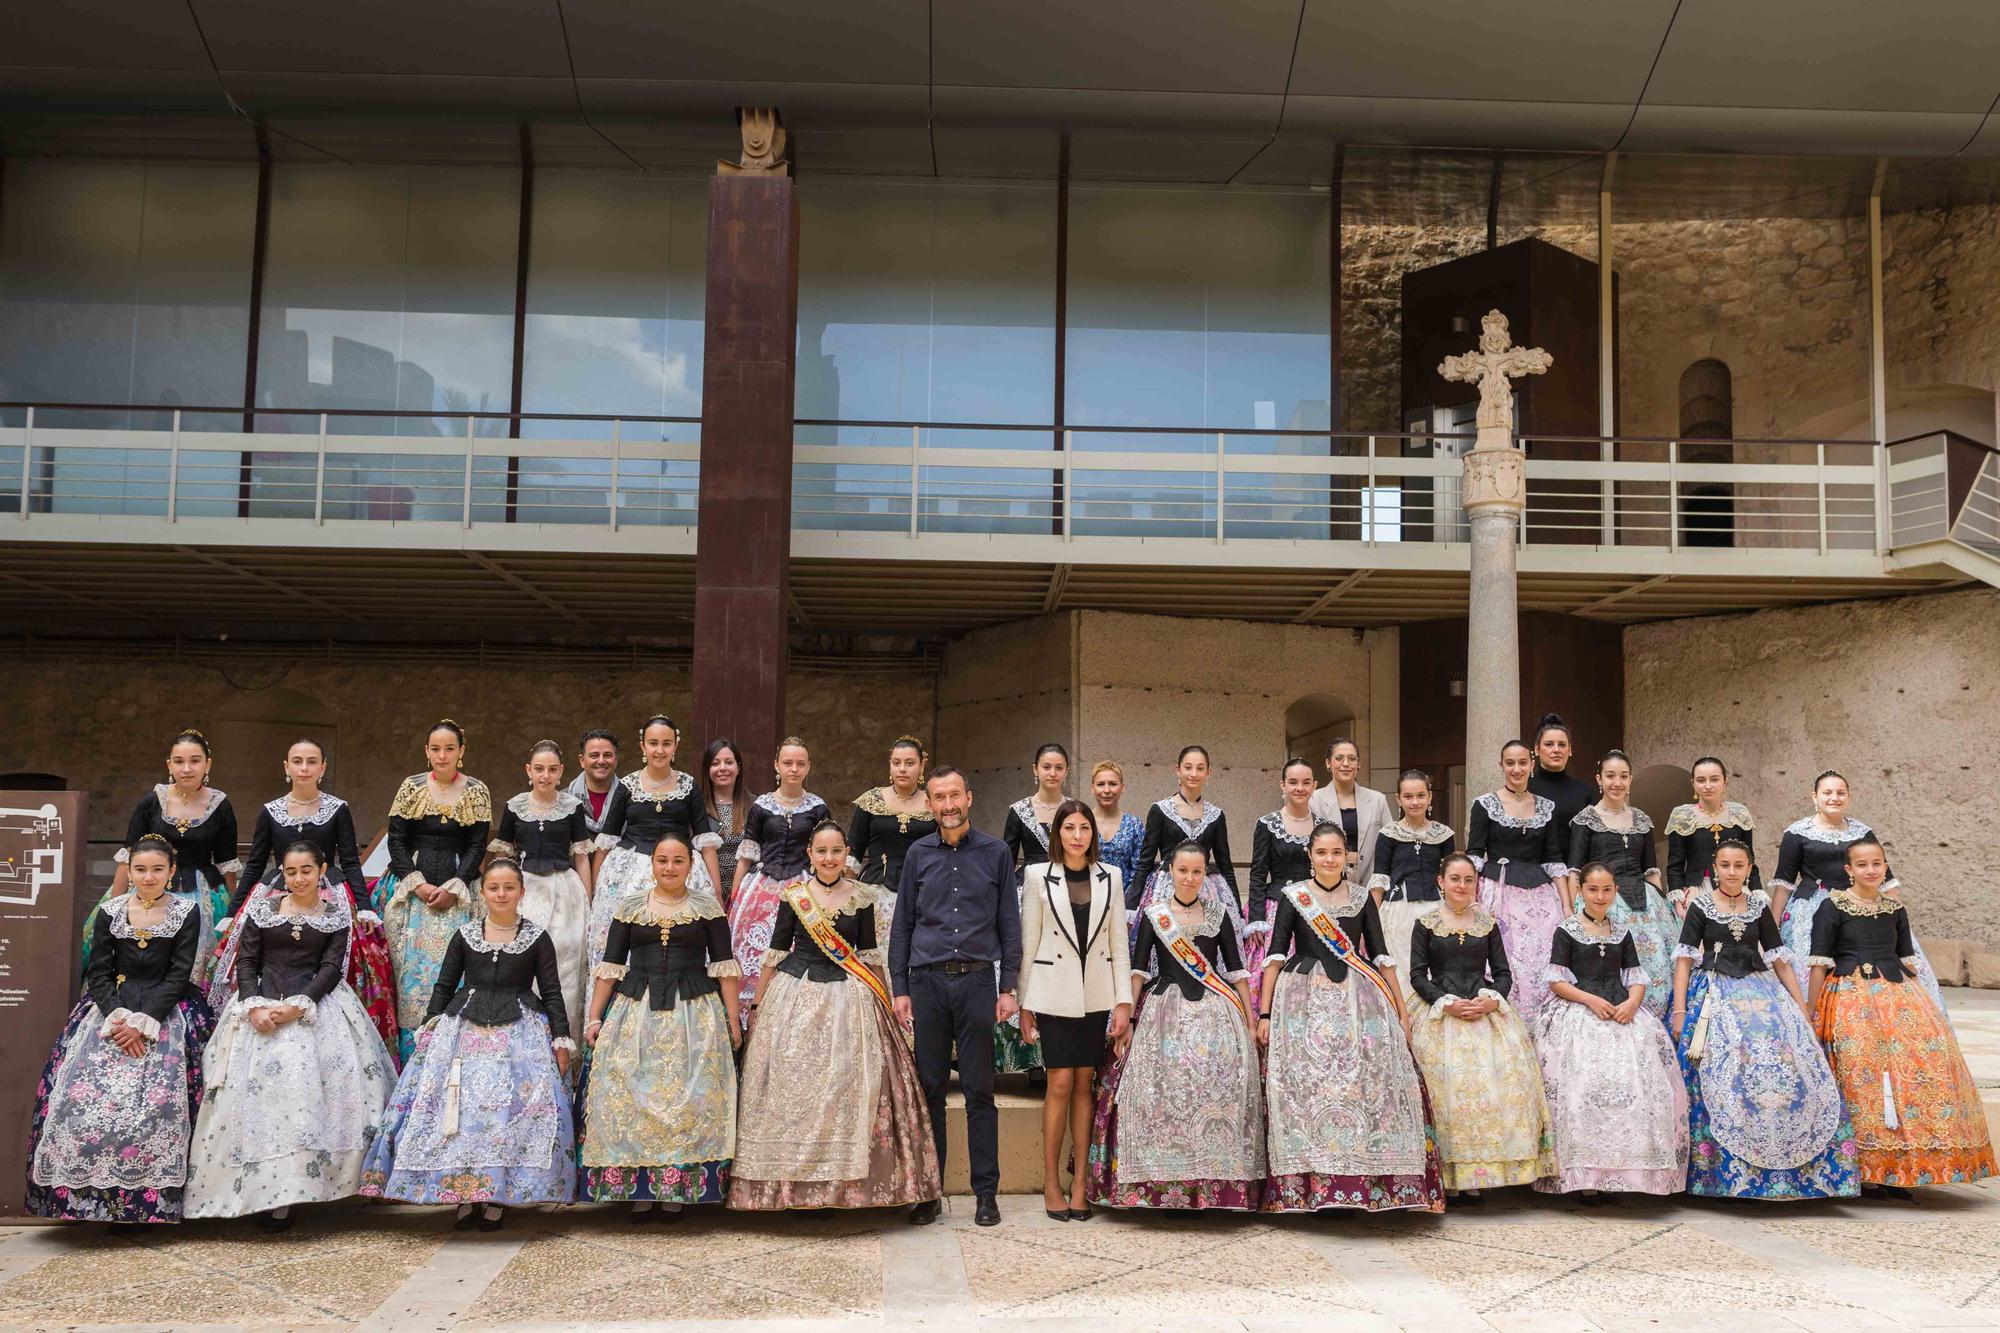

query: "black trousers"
(909, 965), (998, 1196)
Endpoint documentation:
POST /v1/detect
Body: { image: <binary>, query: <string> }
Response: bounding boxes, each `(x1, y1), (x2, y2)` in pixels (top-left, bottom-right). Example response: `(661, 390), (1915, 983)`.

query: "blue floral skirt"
(373, 872), (475, 1061)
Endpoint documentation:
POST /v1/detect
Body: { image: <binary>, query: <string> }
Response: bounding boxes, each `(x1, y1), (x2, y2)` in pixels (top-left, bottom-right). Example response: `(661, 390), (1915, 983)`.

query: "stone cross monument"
(1439, 310), (1551, 793)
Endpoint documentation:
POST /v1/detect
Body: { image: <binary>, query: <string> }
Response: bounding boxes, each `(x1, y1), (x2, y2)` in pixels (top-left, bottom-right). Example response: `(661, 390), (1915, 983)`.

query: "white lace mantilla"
(1474, 791), (1555, 829)
(754, 791), (824, 817)
(1258, 810), (1312, 846)
(245, 891), (352, 934)
(621, 769), (695, 802)
(1665, 801), (1754, 837)
(506, 789), (584, 820)
(1784, 815), (1873, 845)
(1157, 797), (1222, 839)
(1571, 804), (1654, 835)
(1010, 798), (1052, 851)
(261, 792), (345, 826)
(1556, 914), (1630, 946)
(153, 784), (228, 828)
(107, 893), (197, 938)
(1689, 887), (1772, 926)
(1379, 819), (1454, 845)
(456, 918), (548, 954)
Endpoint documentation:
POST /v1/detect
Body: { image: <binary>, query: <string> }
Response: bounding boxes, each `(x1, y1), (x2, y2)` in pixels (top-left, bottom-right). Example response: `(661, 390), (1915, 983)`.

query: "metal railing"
(0, 403), (1894, 556)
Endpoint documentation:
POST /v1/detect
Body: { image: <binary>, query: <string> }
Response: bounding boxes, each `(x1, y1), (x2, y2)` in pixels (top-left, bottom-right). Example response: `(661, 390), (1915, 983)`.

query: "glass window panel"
(256, 165), (517, 439)
(520, 171), (706, 442)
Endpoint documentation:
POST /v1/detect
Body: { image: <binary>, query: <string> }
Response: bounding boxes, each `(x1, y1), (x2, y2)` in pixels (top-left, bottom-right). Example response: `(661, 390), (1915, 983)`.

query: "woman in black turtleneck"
(1527, 714), (1594, 857)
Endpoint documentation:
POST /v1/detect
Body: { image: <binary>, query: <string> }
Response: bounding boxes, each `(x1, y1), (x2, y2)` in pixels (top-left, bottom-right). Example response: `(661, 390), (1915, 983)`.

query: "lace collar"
(621, 769), (694, 802)
(1557, 912), (1630, 946)
(1417, 904), (1495, 938)
(457, 917), (546, 954)
(1010, 798), (1053, 850)
(1830, 889), (1901, 919)
(1475, 791), (1554, 829)
(1571, 804), (1654, 836)
(755, 790), (823, 817)
(792, 876), (883, 919)
(1153, 891), (1229, 940)
(262, 792), (344, 826)
(1690, 887), (1771, 924)
(152, 784), (227, 828)
(1785, 815), (1871, 845)
(507, 789), (583, 821)
(1665, 801), (1754, 837)
(246, 887), (352, 933)
(614, 888), (726, 926)
(390, 775), (492, 824)
(107, 892), (197, 938)
(1156, 797), (1221, 839)
(853, 786), (932, 820)
(1380, 819), (1454, 846)
(1285, 876), (1368, 916)
(1258, 810), (1313, 846)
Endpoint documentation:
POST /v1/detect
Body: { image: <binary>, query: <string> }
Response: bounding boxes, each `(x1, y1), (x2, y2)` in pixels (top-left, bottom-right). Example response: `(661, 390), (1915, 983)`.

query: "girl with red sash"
(731, 822), (941, 1210)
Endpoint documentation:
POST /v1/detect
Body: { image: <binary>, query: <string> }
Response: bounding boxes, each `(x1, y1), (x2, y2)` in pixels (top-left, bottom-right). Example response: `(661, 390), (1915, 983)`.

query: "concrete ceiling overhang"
(1, 0), (1998, 199)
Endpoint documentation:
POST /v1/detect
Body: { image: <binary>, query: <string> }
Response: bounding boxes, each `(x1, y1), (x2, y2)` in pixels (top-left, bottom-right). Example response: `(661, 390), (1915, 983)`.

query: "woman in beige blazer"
(1019, 799), (1133, 1221)
(1309, 737), (1393, 889)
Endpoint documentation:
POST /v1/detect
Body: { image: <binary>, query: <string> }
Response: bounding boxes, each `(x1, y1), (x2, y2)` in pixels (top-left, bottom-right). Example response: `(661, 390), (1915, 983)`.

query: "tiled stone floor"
(5, 990), (2000, 1332)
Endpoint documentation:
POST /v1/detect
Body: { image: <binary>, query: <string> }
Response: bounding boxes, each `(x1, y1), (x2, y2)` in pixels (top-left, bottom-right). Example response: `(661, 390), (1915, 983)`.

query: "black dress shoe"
(477, 1209), (505, 1232)
(908, 1199), (942, 1226)
(1045, 1206), (1070, 1221)
(1068, 1206), (1093, 1222)
(974, 1194), (1001, 1227)
(258, 1210), (294, 1233)
(452, 1210), (481, 1231)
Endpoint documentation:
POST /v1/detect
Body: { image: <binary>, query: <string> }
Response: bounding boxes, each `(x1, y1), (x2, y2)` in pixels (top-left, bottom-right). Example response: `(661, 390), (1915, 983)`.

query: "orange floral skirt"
(1815, 973), (1995, 1188)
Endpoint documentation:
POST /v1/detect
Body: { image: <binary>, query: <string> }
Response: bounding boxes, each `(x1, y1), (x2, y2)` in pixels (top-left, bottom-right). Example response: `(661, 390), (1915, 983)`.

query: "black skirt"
(1036, 1010), (1109, 1068)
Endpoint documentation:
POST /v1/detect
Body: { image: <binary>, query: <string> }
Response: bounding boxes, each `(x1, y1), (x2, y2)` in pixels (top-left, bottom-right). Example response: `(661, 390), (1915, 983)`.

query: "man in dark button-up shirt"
(891, 765), (1020, 1227)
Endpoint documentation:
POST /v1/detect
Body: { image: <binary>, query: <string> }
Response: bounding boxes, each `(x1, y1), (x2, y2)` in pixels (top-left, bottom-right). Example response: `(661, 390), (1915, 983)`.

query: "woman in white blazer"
(1019, 799), (1133, 1221)
(1309, 737), (1393, 889)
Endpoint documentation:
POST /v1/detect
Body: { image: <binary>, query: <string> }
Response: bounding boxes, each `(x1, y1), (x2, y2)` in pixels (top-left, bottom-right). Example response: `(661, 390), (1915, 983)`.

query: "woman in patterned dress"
(371, 720), (492, 1061)
(846, 735), (935, 938)
(702, 738), (752, 905)
(580, 832), (740, 1220)
(1566, 750), (1678, 1018)
(1242, 757), (1317, 1014)
(1133, 746), (1244, 933)
(732, 821), (941, 1211)
(1088, 760), (1145, 936)
(490, 741), (596, 1034)
(1664, 756), (1759, 901)
(1467, 740), (1570, 1024)
(729, 738), (830, 1020)
(1367, 769), (1455, 1002)
(589, 716), (722, 975)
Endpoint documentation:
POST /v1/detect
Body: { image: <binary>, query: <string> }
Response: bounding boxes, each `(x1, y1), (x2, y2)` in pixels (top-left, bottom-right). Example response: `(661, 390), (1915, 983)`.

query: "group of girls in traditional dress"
(23, 711), (1992, 1232)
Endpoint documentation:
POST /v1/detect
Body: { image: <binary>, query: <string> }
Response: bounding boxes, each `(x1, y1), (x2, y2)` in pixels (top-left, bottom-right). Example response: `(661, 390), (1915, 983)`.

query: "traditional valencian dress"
(1810, 891), (1994, 1188)
(372, 775), (491, 1060)
(1133, 796), (1245, 935)
(1243, 811), (1312, 1013)
(1673, 888), (1858, 1200)
(1665, 800), (1760, 898)
(187, 886), (396, 1216)
(588, 770), (721, 975)
(1086, 895), (1265, 1211)
(1262, 880), (1443, 1213)
(232, 791), (399, 1060)
(846, 785), (937, 936)
(491, 790), (595, 1034)
(578, 891), (739, 1205)
(27, 893), (216, 1223)
(1367, 818), (1455, 1000)
(1532, 914), (1689, 1195)
(1773, 815), (1947, 1012)
(82, 786), (242, 987)
(361, 919), (577, 1207)
(1569, 804), (1679, 1018)
(731, 877), (940, 1209)
(1466, 792), (1568, 1023)
(1406, 905), (1556, 1192)
(728, 791), (830, 1018)
(994, 797), (1053, 1074)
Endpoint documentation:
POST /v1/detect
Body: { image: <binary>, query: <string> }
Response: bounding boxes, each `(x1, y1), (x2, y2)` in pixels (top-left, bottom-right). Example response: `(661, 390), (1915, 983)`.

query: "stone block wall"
(1622, 585), (2000, 947)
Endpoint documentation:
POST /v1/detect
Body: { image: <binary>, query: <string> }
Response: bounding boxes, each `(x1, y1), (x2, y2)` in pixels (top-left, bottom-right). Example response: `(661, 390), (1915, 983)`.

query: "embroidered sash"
(1280, 881), (1399, 1010)
(1148, 901), (1248, 1022)
(783, 878), (900, 1027)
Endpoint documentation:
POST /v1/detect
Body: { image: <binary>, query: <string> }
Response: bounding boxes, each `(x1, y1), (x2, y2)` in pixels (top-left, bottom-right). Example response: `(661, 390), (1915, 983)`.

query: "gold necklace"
(131, 892), (167, 947)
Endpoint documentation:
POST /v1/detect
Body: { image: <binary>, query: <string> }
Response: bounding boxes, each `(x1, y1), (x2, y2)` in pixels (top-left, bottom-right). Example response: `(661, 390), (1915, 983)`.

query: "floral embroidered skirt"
(730, 968), (940, 1210)
(25, 994), (215, 1224)
(1815, 973), (1994, 1188)
(1241, 901), (1279, 1016)
(522, 867), (590, 1034)
(1477, 875), (1564, 1024)
(587, 846), (715, 980)
(82, 876), (226, 991)
(722, 867), (786, 1019)
(187, 984), (397, 1216)
(1376, 898), (1432, 1004)
(1784, 888), (1950, 1018)
(1409, 994), (1556, 1192)
(1675, 970), (1858, 1200)
(361, 1010), (575, 1206)
(345, 890), (402, 1065)
(1607, 885), (1681, 1019)
(1085, 988), (1264, 1210)
(1532, 998), (1688, 1194)
(373, 873), (476, 1061)
(1262, 968), (1443, 1213)
(577, 989), (735, 1205)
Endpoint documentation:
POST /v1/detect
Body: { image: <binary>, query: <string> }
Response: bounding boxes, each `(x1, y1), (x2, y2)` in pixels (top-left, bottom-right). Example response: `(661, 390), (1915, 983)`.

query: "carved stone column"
(1462, 447), (1527, 794)
(693, 112), (796, 777)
